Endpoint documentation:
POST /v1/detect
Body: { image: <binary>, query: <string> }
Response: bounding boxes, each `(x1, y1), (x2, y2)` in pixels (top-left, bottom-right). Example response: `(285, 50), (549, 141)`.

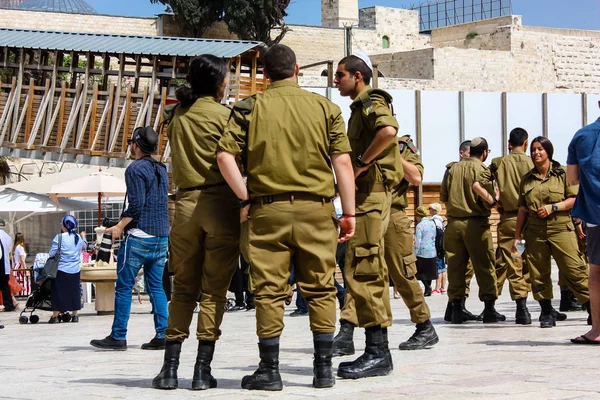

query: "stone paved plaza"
(3, 276), (599, 400)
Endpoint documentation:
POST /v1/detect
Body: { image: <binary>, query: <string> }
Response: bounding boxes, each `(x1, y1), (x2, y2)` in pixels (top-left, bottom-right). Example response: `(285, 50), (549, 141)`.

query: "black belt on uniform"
(253, 192), (332, 205)
(178, 181), (228, 192)
(356, 182), (386, 194)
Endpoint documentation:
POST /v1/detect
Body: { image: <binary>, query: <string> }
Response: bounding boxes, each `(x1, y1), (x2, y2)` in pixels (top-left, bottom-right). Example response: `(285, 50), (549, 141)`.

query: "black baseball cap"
(129, 126), (158, 154)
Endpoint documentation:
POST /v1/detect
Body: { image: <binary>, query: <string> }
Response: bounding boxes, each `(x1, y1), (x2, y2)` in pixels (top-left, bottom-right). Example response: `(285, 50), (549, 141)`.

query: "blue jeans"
(110, 235), (169, 341)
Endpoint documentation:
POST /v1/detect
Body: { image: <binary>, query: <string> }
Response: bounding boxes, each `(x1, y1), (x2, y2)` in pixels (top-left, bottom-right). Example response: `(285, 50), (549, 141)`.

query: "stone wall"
(322, 0), (359, 28)
(0, 8), (157, 35)
(371, 49), (434, 80)
(430, 15), (519, 50)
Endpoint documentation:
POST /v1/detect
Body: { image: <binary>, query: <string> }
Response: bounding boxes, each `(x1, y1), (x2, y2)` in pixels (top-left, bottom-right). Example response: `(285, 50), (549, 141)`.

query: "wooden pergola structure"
(0, 28), (266, 166)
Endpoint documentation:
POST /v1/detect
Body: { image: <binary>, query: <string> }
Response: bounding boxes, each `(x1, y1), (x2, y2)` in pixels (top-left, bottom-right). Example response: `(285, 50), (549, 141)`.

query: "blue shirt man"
(91, 126), (170, 351)
(567, 118), (600, 225)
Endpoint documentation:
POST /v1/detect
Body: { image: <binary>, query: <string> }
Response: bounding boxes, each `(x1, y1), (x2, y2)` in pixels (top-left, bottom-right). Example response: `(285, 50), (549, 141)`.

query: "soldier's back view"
(217, 44), (356, 391)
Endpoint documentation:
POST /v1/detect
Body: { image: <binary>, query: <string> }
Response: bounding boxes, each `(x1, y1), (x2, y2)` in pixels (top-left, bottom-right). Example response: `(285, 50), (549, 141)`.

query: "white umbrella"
(0, 189), (97, 237)
(48, 171), (127, 227)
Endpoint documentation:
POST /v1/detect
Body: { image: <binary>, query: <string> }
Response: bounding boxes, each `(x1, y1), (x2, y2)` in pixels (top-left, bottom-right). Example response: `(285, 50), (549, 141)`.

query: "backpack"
(434, 224), (445, 259)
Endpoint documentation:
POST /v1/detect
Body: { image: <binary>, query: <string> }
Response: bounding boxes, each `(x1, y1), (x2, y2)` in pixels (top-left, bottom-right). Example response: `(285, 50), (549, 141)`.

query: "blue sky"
(86, 0), (600, 31)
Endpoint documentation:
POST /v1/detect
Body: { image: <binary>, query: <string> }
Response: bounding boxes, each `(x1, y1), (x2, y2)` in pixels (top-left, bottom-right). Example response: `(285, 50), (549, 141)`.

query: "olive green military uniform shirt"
(218, 80), (351, 198)
(392, 135), (423, 209)
(490, 150), (534, 212)
(440, 158), (494, 218)
(167, 96), (231, 189)
(518, 167), (579, 214)
(348, 86), (403, 189)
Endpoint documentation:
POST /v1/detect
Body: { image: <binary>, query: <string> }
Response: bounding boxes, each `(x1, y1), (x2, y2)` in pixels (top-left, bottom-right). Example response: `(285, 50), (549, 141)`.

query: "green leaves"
(150, 0), (290, 44)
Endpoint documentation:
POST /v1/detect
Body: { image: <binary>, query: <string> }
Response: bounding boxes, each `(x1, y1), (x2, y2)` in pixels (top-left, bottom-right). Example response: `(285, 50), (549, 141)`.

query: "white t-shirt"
(128, 228), (155, 239)
(13, 244), (25, 267)
(0, 229), (12, 274)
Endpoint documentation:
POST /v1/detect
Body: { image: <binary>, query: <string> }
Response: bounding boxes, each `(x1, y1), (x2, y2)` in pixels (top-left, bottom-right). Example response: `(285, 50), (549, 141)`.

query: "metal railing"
(408, 0), (513, 32)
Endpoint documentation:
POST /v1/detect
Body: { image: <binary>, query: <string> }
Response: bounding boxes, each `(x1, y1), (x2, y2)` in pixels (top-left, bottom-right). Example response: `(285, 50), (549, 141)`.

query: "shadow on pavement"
(70, 377), (244, 390)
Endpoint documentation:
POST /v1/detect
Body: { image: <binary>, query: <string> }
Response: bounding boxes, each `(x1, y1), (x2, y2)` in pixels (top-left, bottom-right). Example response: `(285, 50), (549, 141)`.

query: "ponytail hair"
(176, 54), (228, 108)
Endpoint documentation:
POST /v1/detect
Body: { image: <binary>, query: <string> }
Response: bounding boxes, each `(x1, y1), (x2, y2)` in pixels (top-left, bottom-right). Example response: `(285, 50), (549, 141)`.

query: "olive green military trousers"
(445, 217), (498, 302)
(523, 217), (589, 303)
(343, 191), (392, 328)
(165, 187), (240, 342)
(339, 208), (430, 326)
(244, 198), (339, 338)
(495, 215), (530, 300)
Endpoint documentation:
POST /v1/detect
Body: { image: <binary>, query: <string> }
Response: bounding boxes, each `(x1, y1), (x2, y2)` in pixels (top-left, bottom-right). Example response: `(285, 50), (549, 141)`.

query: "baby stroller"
(19, 278), (52, 324)
(19, 253), (53, 324)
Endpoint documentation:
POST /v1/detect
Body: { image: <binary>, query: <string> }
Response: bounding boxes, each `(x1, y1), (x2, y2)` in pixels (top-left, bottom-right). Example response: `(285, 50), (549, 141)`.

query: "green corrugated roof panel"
(0, 28), (264, 57)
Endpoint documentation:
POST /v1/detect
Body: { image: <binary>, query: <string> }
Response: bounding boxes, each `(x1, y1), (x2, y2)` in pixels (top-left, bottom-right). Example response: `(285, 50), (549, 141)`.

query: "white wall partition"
(464, 92), (503, 156)
(587, 95), (600, 124)
(389, 90), (417, 140)
(312, 86), (596, 183)
(420, 91), (460, 183)
(506, 93), (544, 139)
(548, 94), (583, 165)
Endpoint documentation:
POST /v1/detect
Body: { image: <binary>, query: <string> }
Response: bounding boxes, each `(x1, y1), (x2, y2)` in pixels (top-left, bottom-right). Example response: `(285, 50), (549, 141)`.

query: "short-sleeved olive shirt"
(518, 166), (579, 214)
(218, 80), (351, 198)
(347, 86), (403, 189)
(440, 157), (494, 218)
(391, 135), (423, 209)
(489, 150), (534, 212)
(167, 96), (231, 189)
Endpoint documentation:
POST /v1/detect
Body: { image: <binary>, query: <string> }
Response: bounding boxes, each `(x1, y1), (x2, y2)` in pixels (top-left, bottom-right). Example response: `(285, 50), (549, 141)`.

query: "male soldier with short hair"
(443, 140), (478, 322)
(333, 134), (438, 354)
(333, 53), (404, 379)
(441, 137), (505, 324)
(217, 44), (355, 391)
(490, 127), (533, 324)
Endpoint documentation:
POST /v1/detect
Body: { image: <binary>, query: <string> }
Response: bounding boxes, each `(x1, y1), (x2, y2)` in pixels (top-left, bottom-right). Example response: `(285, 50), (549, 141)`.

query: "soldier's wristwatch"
(356, 155), (369, 168)
(239, 198), (252, 208)
(551, 203), (559, 213)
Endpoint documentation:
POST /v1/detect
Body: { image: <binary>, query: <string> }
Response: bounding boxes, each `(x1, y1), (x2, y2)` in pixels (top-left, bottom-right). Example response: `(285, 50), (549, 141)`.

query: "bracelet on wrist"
(341, 214), (356, 218)
(355, 155), (370, 168)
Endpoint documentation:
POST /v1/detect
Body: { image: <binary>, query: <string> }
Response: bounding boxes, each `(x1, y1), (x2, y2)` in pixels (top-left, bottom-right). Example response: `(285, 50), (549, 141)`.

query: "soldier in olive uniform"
(217, 44), (356, 391)
(443, 140), (478, 322)
(333, 135), (438, 355)
(153, 55), (240, 391)
(512, 136), (590, 328)
(332, 53), (404, 379)
(489, 128), (534, 325)
(441, 137), (506, 324)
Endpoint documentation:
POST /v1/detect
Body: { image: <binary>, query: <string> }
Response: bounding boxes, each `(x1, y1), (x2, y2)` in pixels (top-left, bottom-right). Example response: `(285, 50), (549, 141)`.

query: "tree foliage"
(150, 0), (291, 45)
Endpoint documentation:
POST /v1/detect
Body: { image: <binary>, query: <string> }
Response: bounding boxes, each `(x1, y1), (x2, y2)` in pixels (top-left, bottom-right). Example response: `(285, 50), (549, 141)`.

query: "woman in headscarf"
(48, 215), (87, 324)
(414, 206), (439, 296)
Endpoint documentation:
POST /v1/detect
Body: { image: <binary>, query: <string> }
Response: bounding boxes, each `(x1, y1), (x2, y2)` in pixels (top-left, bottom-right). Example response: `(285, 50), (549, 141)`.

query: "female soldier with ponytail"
(153, 55), (240, 391)
(512, 136), (590, 328)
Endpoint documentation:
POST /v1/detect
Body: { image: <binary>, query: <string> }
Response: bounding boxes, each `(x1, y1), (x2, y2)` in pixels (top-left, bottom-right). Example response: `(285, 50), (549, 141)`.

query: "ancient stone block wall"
(370, 49), (434, 80)
(0, 9), (157, 35)
(430, 15), (518, 50)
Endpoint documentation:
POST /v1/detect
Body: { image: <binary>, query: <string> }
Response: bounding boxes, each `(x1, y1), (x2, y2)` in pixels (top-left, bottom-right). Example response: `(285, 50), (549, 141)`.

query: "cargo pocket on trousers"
(403, 253), (417, 278)
(354, 246), (380, 276)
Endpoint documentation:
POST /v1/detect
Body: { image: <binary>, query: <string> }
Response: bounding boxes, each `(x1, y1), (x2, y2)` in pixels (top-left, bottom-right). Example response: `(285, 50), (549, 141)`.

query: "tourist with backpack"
(429, 203), (447, 294)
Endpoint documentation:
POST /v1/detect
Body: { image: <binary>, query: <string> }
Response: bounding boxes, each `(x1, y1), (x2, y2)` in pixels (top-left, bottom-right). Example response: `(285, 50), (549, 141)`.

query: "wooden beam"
(78, 51), (91, 139)
(42, 92), (63, 146)
(250, 52), (258, 94)
(46, 51), (58, 136)
(121, 85), (132, 152)
(133, 55), (141, 93)
(12, 48), (24, 139)
(2, 47), (8, 68)
(109, 54), (124, 146)
(103, 84), (115, 151)
(61, 81), (83, 151)
(0, 77), (17, 144)
(235, 56), (241, 103)
(91, 92), (110, 152)
(28, 80), (52, 148)
(171, 56), (177, 79)
(56, 81), (67, 146)
(25, 79), (35, 142)
(145, 56), (158, 127)
(89, 82), (99, 147)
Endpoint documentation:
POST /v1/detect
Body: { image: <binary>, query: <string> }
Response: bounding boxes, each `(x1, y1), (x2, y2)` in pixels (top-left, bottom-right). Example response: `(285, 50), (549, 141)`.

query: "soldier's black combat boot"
(337, 326), (392, 379)
(152, 341), (182, 390)
(451, 299), (464, 324)
(382, 327), (393, 369)
(482, 300), (506, 323)
(514, 298), (532, 325)
(462, 302), (478, 321)
(332, 319), (355, 356)
(241, 338), (283, 391)
(560, 286), (583, 311)
(191, 340), (217, 390)
(313, 334), (335, 388)
(399, 320), (439, 350)
(444, 302), (452, 322)
(539, 299), (557, 328)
